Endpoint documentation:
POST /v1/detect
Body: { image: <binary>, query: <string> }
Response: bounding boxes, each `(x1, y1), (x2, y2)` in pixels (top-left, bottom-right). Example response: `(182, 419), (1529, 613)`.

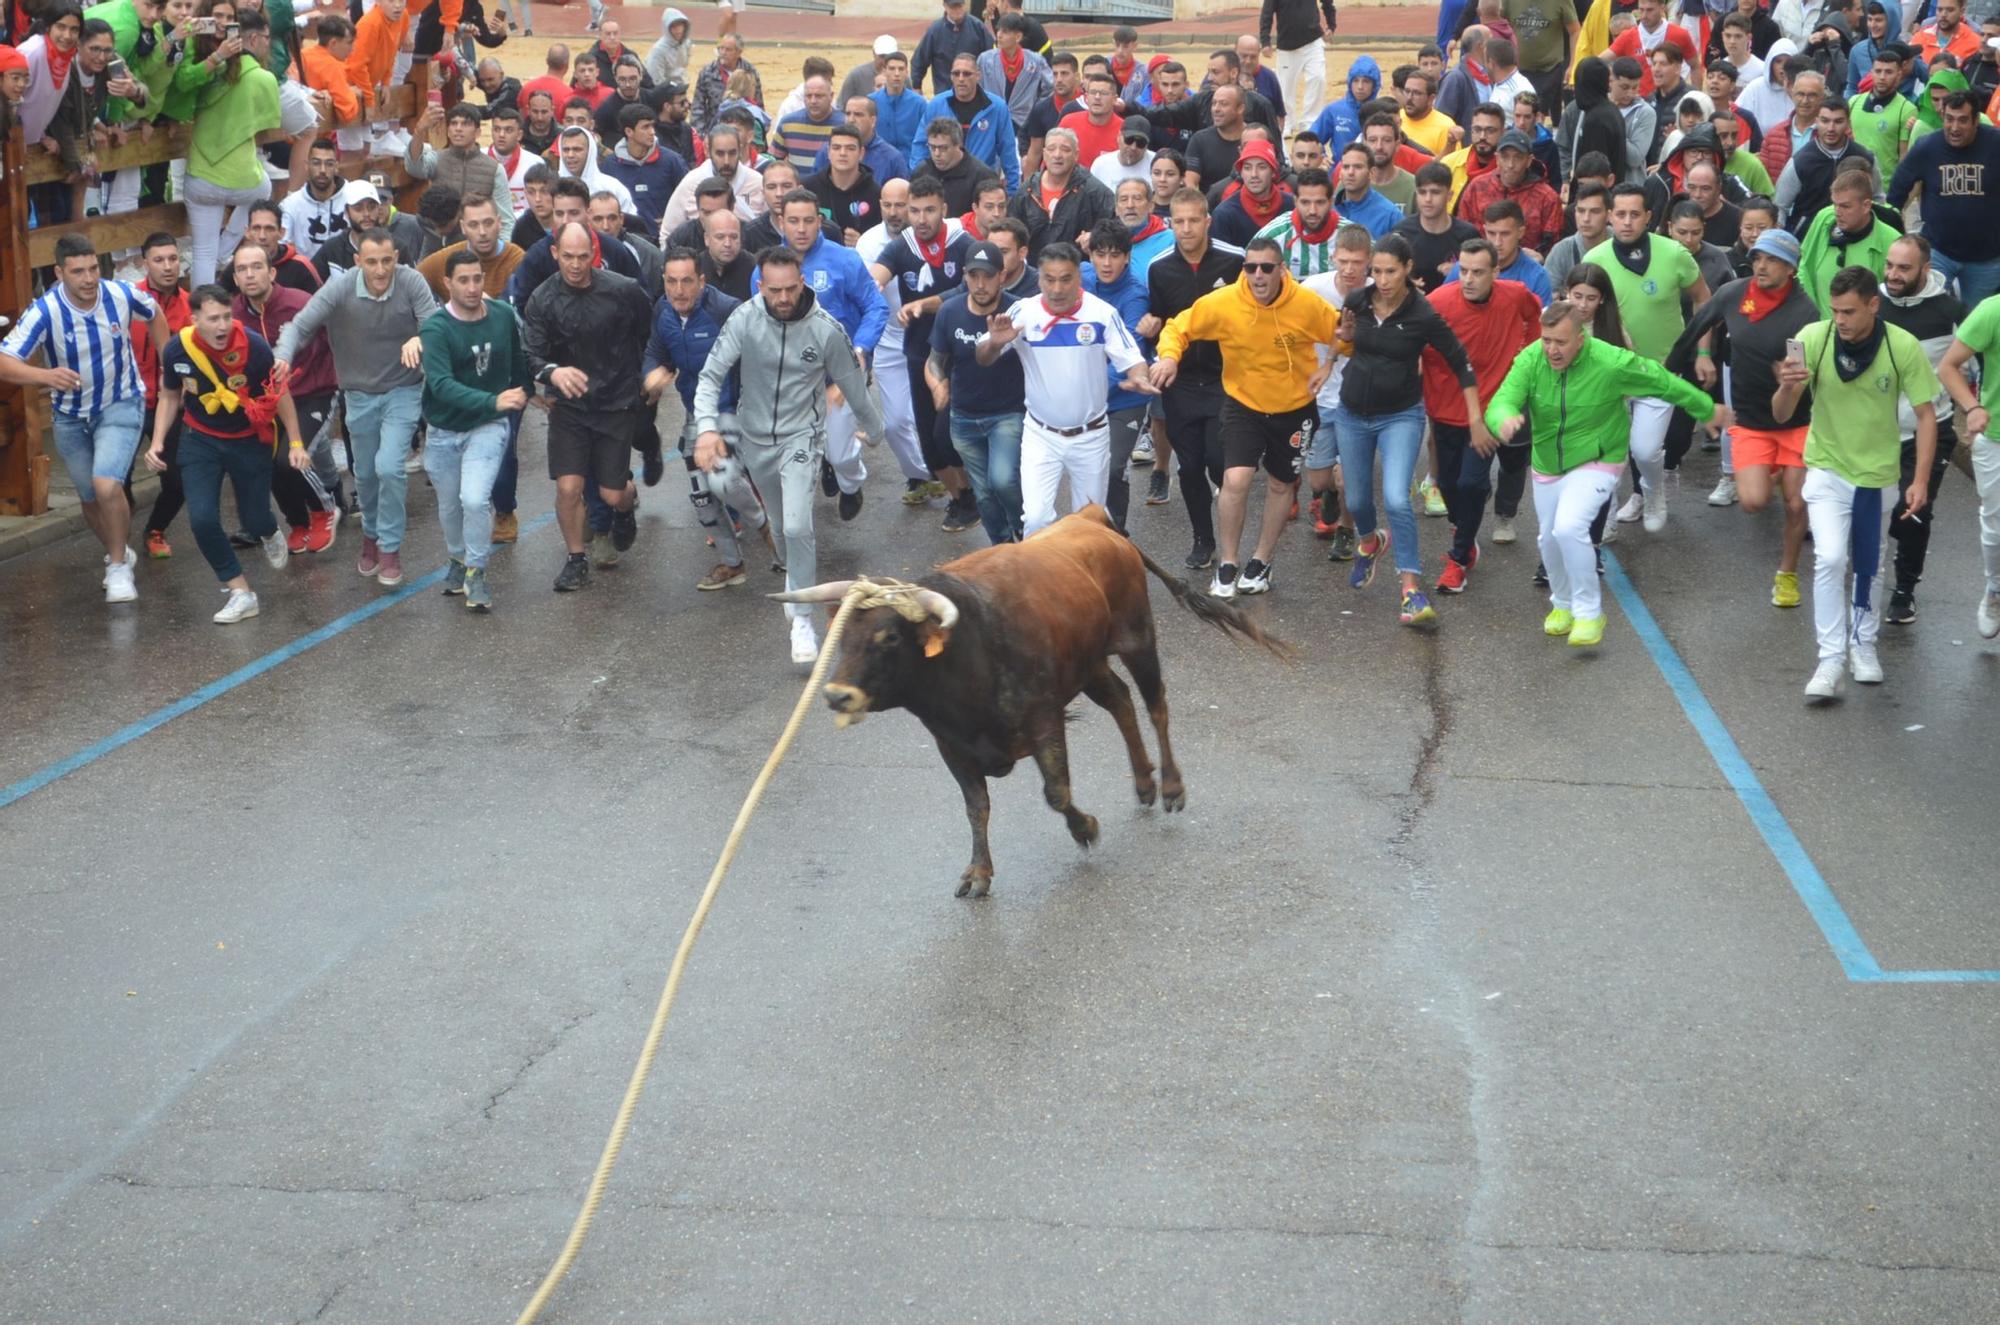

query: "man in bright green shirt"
(1847, 49), (1918, 179)
(1936, 290), (2000, 641)
(1773, 263), (1938, 701)
(1796, 165), (1900, 314)
(1583, 181), (1709, 533)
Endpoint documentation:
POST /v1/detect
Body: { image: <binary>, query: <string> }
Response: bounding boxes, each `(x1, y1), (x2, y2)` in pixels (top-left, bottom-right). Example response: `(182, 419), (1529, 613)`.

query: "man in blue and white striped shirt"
(0, 234), (168, 605)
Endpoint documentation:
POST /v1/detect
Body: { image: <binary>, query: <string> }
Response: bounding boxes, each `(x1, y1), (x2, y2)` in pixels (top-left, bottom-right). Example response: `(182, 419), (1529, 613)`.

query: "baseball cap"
(1496, 128), (1533, 154)
(963, 240), (1003, 273)
(1235, 138), (1278, 170)
(873, 34), (898, 56)
(1121, 116), (1151, 144)
(662, 77), (689, 97)
(1750, 228), (1802, 268)
(341, 179), (382, 208)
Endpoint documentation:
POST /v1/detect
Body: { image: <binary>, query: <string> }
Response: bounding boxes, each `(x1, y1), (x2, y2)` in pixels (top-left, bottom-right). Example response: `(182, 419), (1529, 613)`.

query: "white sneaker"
(103, 559), (137, 603)
(1980, 591), (2000, 640)
(1708, 475), (1738, 507)
(1209, 563), (1238, 599)
(402, 449), (424, 475)
(1642, 487), (1668, 533)
(1491, 516), (1516, 544)
(102, 544), (136, 583)
(1850, 642), (1884, 684)
(1599, 518), (1619, 544)
(1615, 491), (1645, 524)
(213, 587), (260, 623)
(1130, 438), (1154, 465)
(789, 615), (819, 666)
(261, 529), (290, 570)
(1804, 658), (1844, 702)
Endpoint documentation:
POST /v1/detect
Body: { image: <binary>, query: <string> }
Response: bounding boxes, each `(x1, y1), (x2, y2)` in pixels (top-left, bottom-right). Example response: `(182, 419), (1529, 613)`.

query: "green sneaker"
(1419, 476), (1447, 518)
(464, 566), (492, 612)
(441, 559), (467, 596)
(1568, 615), (1605, 647)
(1543, 607), (1575, 637)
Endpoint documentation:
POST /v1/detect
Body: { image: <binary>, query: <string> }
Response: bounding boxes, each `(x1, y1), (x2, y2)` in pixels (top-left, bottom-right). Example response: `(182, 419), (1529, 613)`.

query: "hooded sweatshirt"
(645, 7), (693, 87)
(1484, 334), (1718, 474)
(691, 287), (884, 443)
(556, 125), (636, 213)
(1308, 56), (1380, 160)
(1155, 271), (1343, 413)
(1878, 265), (1965, 434)
(1567, 58), (1631, 185)
(604, 138), (690, 231)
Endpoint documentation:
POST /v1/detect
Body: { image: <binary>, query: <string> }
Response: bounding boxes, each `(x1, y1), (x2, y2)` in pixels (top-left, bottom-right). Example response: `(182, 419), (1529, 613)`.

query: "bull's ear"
(920, 622), (952, 658)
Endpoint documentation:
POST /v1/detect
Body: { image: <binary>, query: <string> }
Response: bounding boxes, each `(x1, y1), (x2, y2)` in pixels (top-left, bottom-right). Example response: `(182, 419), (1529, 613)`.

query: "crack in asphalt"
(482, 1007), (598, 1122)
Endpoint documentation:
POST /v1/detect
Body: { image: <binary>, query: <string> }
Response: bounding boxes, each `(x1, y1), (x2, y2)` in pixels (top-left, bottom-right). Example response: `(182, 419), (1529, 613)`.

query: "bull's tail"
(1132, 543), (1298, 662)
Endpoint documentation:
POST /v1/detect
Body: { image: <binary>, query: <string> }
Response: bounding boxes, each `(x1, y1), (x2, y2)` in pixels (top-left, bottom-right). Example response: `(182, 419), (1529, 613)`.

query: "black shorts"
(1219, 398), (1313, 483)
(547, 407), (635, 484)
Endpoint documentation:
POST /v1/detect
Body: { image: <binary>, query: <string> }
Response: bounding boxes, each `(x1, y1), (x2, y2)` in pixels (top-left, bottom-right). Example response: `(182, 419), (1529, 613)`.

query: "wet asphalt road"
(2, 409), (1998, 1324)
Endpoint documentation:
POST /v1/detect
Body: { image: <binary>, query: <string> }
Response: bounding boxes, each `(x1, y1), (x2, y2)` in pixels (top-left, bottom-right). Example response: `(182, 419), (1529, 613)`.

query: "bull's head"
(771, 580), (959, 728)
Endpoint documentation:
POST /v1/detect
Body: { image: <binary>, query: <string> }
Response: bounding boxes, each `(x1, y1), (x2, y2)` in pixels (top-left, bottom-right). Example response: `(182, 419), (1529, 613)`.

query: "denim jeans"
(178, 428), (278, 583)
(949, 408), (1025, 544)
(424, 419), (509, 568)
(1933, 250), (2000, 309)
(492, 409), (522, 514)
(52, 396), (145, 497)
(1431, 420), (1490, 563)
(1334, 401), (1427, 575)
(345, 383), (424, 551)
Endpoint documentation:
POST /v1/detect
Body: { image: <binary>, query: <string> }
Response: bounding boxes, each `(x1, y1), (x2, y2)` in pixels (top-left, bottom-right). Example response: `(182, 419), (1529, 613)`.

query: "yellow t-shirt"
(1402, 107), (1457, 157)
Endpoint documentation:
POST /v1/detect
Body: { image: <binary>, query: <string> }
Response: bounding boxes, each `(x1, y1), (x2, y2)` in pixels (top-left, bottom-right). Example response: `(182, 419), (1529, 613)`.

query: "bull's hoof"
(1069, 813), (1100, 847)
(1135, 778), (1157, 807)
(956, 869), (993, 899)
(1161, 784), (1186, 813)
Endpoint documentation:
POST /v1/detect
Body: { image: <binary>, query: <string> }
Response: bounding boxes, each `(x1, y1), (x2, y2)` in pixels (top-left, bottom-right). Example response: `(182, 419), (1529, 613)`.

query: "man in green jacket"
(1486, 299), (1728, 648)
(1796, 163), (1899, 312)
(420, 248), (533, 611)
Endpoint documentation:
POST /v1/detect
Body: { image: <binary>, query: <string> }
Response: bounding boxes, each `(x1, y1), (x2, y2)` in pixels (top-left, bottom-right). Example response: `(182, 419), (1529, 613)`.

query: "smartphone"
(1785, 337), (1806, 365)
(189, 16), (215, 34)
(224, 21), (239, 39)
(106, 57), (128, 82)
(368, 171), (387, 192)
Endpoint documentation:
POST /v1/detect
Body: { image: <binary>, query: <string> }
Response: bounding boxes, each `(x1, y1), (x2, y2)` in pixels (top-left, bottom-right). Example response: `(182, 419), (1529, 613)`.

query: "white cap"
(340, 179), (382, 208)
(873, 34), (898, 56)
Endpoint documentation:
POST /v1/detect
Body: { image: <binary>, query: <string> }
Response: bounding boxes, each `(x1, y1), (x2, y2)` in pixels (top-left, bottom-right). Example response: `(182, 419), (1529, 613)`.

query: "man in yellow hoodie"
(1152, 234), (1342, 597)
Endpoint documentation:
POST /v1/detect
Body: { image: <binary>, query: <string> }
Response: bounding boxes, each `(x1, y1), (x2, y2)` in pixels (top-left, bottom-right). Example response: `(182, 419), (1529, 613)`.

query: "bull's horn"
(913, 588), (959, 628)
(769, 580), (858, 604)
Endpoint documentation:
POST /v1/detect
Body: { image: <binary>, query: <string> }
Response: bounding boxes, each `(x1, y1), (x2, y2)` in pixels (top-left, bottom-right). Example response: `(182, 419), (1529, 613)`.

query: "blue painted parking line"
(0, 512), (557, 813)
(1602, 551), (2000, 984)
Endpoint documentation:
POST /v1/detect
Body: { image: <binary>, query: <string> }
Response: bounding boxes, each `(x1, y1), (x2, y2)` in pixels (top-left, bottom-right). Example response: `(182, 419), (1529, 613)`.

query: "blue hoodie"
(643, 285), (741, 413)
(750, 233), (888, 353)
(1082, 264), (1152, 411)
(872, 87), (931, 162)
(1309, 57), (1381, 161)
(1332, 185), (1403, 240)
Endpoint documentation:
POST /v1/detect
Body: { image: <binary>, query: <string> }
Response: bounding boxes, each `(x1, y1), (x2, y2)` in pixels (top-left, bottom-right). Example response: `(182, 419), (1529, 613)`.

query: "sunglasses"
(1241, 261), (1279, 273)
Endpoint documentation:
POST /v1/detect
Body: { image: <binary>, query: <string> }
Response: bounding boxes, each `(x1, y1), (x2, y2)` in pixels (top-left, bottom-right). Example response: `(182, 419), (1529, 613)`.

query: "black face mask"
(1833, 316), (1886, 383)
(1612, 235), (1652, 278)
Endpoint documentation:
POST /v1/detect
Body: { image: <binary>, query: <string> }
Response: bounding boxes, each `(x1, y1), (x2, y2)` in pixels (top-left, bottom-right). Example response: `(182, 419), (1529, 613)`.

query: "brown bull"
(777, 507), (1291, 898)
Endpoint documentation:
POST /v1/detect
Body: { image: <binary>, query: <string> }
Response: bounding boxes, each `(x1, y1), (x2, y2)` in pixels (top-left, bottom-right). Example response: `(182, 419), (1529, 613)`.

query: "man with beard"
(856, 178), (942, 506)
(1440, 101), (1505, 208)
(1332, 141), (1402, 238)
(1255, 166), (1340, 277)
(521, 88), (560, 155)
(279, 138), (348, 260)
(1211, 138), (1294, 246)
(659, 123), (762, 233)
(650, 77), (700, 166)
(1875, 234), (1967, 624)
(1362, 112), (1419, 212)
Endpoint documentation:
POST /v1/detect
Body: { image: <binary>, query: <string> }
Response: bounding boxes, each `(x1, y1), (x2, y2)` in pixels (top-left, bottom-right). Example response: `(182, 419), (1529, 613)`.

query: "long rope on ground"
(511, 578), (918, 1325)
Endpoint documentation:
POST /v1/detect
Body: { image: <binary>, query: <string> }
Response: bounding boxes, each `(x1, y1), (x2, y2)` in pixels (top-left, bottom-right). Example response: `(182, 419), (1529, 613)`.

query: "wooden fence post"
(0, 121), (50, 516)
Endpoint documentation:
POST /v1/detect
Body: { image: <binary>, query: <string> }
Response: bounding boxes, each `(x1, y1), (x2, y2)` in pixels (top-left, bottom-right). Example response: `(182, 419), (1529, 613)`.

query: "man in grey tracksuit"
(693, 247), (884, 665)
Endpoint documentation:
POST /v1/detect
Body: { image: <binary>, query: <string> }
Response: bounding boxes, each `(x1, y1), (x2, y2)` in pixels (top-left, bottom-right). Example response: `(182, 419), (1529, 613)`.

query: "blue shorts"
(1307, 401), (1343, 471)
(52, 396), (145, 499)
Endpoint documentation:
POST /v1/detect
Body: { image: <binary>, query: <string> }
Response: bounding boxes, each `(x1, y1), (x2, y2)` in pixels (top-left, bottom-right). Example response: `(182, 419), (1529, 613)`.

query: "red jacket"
(133, 282), (192, 408)
(1454, 165), (1565, 257)
(1420, 278), (1542, 426)
(234, 285), (337, 400)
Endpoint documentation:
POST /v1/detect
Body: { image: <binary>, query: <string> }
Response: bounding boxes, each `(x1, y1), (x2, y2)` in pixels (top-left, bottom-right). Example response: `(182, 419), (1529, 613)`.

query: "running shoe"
(262, 530), (290, 570)
(1310, 493), (1339, 538)
(1490, 516), (1516, 544)
(1437, 545), (1477, 594)
(1543, 607), (1574, 637)
(490, 512), (519, 544)
(305, 510), (337, 553)
(1145, 471), (1171, 505)
(1708, 475), (1738, 506)
(839, 488), (864, 521)
(554, 556), (590, 592)
(922, 480), (947, 500)
(1130, 437), (1154, 464)
(698, 562), (748, 590)
(1210, 562), (1239, 598)
(791, 615), (819, 665)
(940, 497), (979, 532)
(1615, 491), (1645, 524)
(374, 550), (402, 586)
(1804, 658), (1844, 702)
(1184, 540), (1215, 571)
(357, 536), (380, 577)
(1567, 615), (1605, 648)
(1886, 589), (1916, 624)
(464, 567), (492, 612)
(590, 531), (620, 568)
(442, 560), (467, 595)
(1642, 487), (1668, 533)
(902, 478), (930, 506)
(1349, 529), (1387, 588)
(286, 524), (308, 555)
(611, 503), (639, 551)
(402, 448), (424, 475)
(213, 587), (259, 623)
(819, 459), (838, 497)
(1399, 588), (1436, 625)
(145, 529), (171, 559)
(1327, 526), (1357, 562)
(103, 558), (138, 604)
(1237, 558), (1272, 594)
(640, 438), (665, 487)
(1419, 476), (1447, 517)
(1772, 570), (1801, 609)
(1532, 560), (1550, 587)
(1850, 643), (1884, 684)
(1980, 591), (2000, 639)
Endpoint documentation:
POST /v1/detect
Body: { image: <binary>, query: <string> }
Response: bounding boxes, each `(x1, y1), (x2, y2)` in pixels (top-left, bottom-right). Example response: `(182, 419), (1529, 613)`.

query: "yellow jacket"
(1573, 0), (1612, 80)
(1157, 273), (1342, 413)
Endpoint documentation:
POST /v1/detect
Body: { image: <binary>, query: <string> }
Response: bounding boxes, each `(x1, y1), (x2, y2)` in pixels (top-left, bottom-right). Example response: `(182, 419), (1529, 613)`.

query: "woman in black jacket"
(1569, 57), (1629, 186)
(1333, 232), (1485, 627)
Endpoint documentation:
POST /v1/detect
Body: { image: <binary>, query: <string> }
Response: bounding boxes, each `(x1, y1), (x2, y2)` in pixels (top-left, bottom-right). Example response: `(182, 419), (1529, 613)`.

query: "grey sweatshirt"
(693, 289), (884, 444)
(275, 266), (438, 394)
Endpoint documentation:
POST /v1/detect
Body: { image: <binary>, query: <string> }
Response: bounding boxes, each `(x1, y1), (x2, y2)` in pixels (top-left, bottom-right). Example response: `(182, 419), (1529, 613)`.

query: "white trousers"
(873, 356), (931, 482)
(1973, 434), (2000, 593)
(1274, 41), (1327, 139)
(1533, 466), (1620, 621)
(824, 395), (867, 495)
(1803, 466), (1894, 662)
(1628, 395), (1673, 496)
(1022, 416), (1110, 535)
(183, 174), (271, 286)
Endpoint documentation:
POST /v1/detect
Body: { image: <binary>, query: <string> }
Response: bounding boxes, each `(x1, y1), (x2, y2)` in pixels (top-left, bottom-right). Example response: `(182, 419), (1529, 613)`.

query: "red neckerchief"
(489, 144), (522, 177)
(1739, 275), (1794, 323)
(1290, 207), (1335, 245)
(912, 224), (949, 269)
(958, 209), (985, 239)
(213, 318), (251, 377)
(1040, 296), (1081, 325)
(1240, 186), (1285, 228)
(1464, 56), (1490, 84)
(1129, 214), (1166, 244)
(1110, 55), (1135, 86)
(46, 41), (74, 89)
(1000, 48), (1024, 82)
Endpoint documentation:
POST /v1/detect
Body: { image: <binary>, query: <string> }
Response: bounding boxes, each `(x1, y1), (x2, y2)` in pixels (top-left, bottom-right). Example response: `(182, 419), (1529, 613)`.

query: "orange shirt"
(346, 5), (407, 101)
(303, 43), (365, 119)
(1915, 18), (1982, 68)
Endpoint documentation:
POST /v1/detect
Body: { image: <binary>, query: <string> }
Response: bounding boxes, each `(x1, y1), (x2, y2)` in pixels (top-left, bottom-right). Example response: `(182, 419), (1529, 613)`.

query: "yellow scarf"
(179, 325), (241, 415)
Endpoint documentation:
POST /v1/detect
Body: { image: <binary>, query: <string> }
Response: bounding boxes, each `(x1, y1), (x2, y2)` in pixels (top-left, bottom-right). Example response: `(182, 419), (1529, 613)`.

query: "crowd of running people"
(4, 0), (2000, 699)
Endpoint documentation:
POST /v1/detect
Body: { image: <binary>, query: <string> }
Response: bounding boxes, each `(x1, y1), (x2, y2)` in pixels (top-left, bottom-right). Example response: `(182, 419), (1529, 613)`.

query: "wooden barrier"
(0, 64), (439, 515)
